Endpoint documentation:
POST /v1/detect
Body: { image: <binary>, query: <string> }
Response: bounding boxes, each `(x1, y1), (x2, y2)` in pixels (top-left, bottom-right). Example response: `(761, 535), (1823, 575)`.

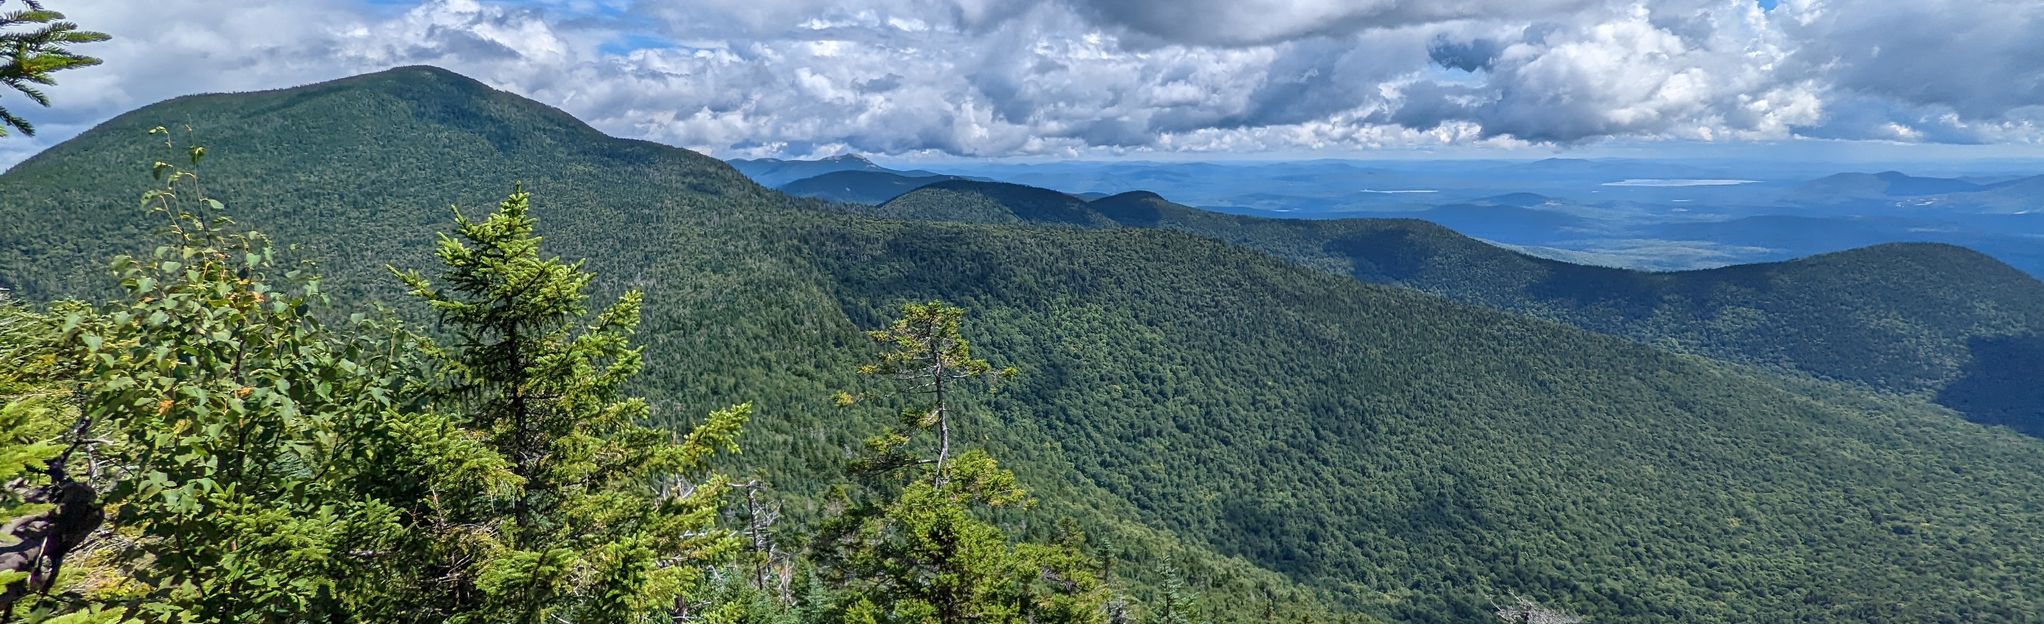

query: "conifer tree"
(9, 146), (758, 623)
(821, 301), (1108, 624)
(31, 136), (501, 622)
(1146, 566), (1205, 624)
(0, 1), (107, 136)
(394, 187), (752, 623)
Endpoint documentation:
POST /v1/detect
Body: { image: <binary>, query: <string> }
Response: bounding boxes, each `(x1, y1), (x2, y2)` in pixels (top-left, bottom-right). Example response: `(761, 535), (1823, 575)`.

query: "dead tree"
(1495, 594), (1585, 624)
(733, 480), (793, 603)
(0, 435), (106, 614)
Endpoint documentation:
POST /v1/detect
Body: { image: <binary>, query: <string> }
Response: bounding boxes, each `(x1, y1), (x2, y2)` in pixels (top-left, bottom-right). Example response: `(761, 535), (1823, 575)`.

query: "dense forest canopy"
(871, 183), (2044, 435)
(1, 64), (2042, 624)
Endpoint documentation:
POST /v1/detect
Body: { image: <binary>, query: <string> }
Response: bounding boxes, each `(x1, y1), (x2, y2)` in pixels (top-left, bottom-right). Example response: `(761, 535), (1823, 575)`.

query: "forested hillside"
(729, 154), (903, 187)
(872, 185), (2044, 435)
(8, 66), (2044, 623)
(776, 170), (963, 204)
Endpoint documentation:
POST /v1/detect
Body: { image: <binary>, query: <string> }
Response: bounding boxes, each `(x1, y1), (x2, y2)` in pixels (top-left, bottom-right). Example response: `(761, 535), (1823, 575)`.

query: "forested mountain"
(1789, 171), (1987, 201)
(9, 66), (2044, 624)
(871, 183), (2044, 436)
(871, 180), (1115, 225)
(728, 153), (922, 187)
(1784, 171), (2044, 214)
(777, 170), (964, 204)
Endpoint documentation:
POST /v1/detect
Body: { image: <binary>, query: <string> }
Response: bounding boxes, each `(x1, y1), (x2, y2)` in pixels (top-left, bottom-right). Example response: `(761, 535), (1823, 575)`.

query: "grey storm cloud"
(1782, 0), (2043, 126)
(14, 0), (2044, 164)
(1426, 36), (1504, 72)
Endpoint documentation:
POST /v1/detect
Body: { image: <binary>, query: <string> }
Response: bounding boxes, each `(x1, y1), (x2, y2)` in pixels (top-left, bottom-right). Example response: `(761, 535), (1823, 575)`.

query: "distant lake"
(1602, 179), (1760, 187)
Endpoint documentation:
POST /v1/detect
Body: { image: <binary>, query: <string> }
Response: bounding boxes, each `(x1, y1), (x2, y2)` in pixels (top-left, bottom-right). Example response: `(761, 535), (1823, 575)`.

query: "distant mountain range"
(726, 155), (990, 204)
(863, 180), (2044, 435)
(732, 161), (2044, 434)
(1786, 170), (2044, 213)
(1791, 171), (1989, 199)
(778, 170), (968, 204)
(726, 153), (950, 187)
(732, 156), (2044, 279)
(9, 66), (2044, 624)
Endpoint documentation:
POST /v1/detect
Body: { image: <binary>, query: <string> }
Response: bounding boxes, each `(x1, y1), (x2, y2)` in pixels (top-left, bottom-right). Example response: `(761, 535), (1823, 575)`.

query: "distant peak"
(1100, 190), (1167, 203)
(917, 179), (1082, 199)
(1810, 242), (2006, 267)
(1480, 192), (1552, 206)
(924, 178), (1013, 191)
(361, 64), (485, 85)
(824, 153), (874, 164)
(380, 64), (465, 78)
(327, 64), (500, 95)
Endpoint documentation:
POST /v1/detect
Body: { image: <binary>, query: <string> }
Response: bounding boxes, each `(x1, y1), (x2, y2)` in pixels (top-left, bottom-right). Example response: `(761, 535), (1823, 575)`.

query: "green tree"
(7, 140), (753, 624)
(822, 301), (1107, 624)
(846, 301), (1010, 486)
(0, 1), (108, 136)
(1146, 566), (1206, 624)
(394, 187), (752, 623)
(31, 137), (513, 622)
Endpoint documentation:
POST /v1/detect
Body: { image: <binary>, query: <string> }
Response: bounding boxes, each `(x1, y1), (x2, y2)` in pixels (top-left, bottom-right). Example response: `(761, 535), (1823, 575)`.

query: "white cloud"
(6, 0), (2043, 165)
(1389, 1), (1822, 143)
(1065, 0), (1599, 47)
(1774, 0), (2044, 143)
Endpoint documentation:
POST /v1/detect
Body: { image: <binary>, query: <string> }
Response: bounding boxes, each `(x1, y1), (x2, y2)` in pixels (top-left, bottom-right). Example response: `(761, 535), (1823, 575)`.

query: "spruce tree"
(0, 1), (107, 136)
(30, 138), (497, 622)
(394, 187), (752, 623)
(821, 301), (1108, 624)
(1147, 566), (1205, 624)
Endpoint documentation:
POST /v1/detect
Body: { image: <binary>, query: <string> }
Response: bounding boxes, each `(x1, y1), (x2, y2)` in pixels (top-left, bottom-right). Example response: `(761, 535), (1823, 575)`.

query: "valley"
(5, 66), (2044, 623)
(753, 157), (2044, 278)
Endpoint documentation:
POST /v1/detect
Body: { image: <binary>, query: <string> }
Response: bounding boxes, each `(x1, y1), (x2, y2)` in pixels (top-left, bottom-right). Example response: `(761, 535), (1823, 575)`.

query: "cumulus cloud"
(8, 0), (2044, 164)
(1065, 0), (1598, 47)
(1392, 1), (1821, 143)
(1776, 0), (2044, 143)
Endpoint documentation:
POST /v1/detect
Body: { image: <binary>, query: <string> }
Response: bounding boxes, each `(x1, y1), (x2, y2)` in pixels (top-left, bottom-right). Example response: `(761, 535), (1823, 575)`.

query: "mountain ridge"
(728, 152), (936, 187)
(871, 180), (2044, 434)
(8, 65), (2044, 623)
(777, 169), (963, 204)
(1789, 171), (1988, 200)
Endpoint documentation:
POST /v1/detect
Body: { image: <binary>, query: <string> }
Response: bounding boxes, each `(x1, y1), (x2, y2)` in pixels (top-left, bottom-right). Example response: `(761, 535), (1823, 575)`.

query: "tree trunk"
(0, 480), (103, 613)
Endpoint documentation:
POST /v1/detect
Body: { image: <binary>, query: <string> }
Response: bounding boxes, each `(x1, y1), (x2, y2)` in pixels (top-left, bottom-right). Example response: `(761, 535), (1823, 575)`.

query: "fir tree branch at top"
(0, 0), (108, 137)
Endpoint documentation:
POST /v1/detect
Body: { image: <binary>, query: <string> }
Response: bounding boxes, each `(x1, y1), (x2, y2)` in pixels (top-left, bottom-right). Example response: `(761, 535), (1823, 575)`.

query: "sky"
(11, 0), (2044, 166)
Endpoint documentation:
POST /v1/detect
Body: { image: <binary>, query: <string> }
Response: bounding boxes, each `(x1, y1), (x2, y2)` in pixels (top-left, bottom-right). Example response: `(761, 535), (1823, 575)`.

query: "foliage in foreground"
(0, 144), (754, 622)
(391, 186), (751, 623)
(0, 143), (1133, 623)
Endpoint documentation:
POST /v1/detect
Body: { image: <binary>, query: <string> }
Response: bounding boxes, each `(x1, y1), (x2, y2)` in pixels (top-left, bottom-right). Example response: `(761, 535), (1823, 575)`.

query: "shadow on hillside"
(1322, 228), (1430, 281)
(1936, 334), (2044, 438)
(1096, 200), (1163, 227)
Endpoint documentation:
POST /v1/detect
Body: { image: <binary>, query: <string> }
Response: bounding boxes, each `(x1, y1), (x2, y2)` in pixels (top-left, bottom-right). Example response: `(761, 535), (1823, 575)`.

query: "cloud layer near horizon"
(15, 0), (2044, 162)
